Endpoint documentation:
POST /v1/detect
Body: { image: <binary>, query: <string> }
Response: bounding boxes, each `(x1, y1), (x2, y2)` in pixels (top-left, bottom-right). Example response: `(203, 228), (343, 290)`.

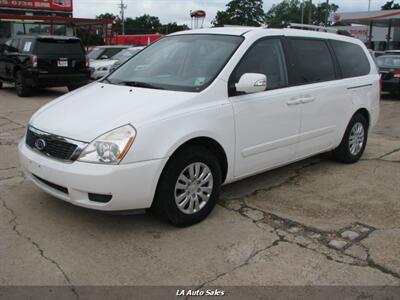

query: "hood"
(30, 82), (197, 142)
(90, 60), (118, 69)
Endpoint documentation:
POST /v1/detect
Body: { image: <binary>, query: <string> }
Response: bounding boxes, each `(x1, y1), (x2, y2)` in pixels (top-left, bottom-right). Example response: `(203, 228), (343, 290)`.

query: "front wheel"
(333, 113), (368, 164)
(152, 146), (222, 227)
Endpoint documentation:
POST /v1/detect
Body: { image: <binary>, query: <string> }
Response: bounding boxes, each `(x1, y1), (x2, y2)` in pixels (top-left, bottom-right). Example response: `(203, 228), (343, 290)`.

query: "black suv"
(0, 36), (90, 97)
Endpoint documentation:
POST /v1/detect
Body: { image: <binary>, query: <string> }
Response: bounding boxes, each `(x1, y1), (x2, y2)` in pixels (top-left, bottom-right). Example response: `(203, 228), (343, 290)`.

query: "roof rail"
(286, 23), (353, 37)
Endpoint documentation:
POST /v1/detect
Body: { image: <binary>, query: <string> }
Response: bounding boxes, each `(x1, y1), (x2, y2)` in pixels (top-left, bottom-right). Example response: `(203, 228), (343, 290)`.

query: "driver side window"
(229, 38), (288, 96)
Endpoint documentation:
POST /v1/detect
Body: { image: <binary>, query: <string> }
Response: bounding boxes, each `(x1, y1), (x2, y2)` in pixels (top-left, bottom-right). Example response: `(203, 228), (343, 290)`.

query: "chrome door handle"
(286, 99), (302, 106)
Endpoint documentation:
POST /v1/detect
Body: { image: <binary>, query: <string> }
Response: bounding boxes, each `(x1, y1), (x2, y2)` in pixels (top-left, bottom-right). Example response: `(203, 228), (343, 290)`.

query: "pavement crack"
(0, 115), (25, 128)
(365, 248), (400, 280)
(0, 197), (79, 299)
(377, 147), (400, 160)
(187, 239), (281, 297)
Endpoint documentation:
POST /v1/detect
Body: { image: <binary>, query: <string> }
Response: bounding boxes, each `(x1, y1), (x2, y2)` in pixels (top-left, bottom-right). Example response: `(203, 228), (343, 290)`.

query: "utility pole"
(301, 0), (305, 24)
(325, 0), (329, 26)
(368, 0), (371, 11)
(308, 0), (313, 25)
(119, 0), (127, 35)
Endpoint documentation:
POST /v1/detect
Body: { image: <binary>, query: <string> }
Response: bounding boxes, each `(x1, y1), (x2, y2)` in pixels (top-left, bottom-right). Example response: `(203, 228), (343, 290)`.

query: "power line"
(118, 0), (127, 35)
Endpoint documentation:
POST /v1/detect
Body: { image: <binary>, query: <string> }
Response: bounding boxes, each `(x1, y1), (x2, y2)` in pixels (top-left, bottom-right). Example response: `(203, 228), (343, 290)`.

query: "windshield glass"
(106, 34), (243, 92)
(88, 48), (103, 60)
(35, 39), (84, 55)
(377, 56), (400, 68)
(112, 48), (142, 62)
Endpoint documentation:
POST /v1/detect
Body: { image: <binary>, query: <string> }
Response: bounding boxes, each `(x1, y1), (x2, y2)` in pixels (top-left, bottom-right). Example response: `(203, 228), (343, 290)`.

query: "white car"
(19, 27), (380, 226)
(90, 59), (118, 80)
(90, 47), (144, 80)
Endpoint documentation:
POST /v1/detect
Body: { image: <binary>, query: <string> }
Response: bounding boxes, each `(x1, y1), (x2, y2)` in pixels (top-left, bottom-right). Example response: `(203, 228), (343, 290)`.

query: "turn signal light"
(393, 71), (400, 78)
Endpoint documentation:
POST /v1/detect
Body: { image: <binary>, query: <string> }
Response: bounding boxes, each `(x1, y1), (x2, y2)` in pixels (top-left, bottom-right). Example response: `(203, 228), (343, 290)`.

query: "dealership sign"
(0, 0), (73, 12)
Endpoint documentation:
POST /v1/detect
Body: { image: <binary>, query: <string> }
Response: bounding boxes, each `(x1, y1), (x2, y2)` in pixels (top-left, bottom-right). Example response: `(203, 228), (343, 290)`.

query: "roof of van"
(15, 35), (81, 40)
(170, 27), (360, 43)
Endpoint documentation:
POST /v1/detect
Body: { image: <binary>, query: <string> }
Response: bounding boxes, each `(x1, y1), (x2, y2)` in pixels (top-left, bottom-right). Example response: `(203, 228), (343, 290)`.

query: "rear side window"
(290, 38), (336, 84)
(35, 39), (84, 56)
(331, 40), (370, 78)
(230, 38), (288, 91)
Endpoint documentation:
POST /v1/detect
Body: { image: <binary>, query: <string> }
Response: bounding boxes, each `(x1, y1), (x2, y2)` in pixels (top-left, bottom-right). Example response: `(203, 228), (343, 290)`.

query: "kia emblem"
(34, 139), (46, 151)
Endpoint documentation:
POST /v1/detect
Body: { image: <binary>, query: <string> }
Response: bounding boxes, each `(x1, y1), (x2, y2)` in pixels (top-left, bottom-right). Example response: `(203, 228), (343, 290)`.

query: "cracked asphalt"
(0, 84), (399, 298)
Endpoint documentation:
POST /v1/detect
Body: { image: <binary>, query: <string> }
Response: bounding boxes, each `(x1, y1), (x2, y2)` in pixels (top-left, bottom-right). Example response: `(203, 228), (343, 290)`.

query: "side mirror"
(100, 55), (109, 60)
(235, 73), (267, 94)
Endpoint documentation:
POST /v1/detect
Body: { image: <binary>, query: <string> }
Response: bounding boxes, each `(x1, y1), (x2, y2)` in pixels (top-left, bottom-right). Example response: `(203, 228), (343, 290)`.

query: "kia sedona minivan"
(19, 28), (380, 227)
(0, 36), (90, 97)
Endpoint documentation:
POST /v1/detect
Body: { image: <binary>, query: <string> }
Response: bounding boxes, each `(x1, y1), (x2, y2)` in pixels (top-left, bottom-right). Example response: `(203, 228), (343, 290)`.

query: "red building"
(0, 0), (114, 45)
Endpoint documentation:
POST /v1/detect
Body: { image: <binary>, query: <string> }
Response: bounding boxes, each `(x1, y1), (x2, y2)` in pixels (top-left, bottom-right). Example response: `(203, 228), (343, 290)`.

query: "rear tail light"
(393, 71), (400, 78)
(85, 55), (90, 68)
(30, 55), (38, 68)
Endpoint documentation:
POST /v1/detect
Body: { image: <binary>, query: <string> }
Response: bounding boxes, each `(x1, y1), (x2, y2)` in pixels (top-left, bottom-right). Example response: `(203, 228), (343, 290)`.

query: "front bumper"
(18, 140), (167, 211)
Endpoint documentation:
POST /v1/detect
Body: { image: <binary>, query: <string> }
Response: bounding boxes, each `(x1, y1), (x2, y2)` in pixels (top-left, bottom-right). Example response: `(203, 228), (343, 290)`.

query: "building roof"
(334, 9), (400, 26)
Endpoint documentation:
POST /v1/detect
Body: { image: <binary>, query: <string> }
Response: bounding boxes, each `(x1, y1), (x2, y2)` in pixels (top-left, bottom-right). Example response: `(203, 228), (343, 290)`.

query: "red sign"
(0, 0), (73, 12)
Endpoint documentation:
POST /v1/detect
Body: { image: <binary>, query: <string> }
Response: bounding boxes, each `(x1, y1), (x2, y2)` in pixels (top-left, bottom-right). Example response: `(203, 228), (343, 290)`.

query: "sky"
(73, 0), (396, 26)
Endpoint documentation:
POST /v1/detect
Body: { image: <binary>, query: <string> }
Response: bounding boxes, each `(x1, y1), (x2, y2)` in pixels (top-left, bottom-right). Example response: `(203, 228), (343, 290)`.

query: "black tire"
(15, 70), (31, 97)
(152, 145), (222, 227)
(333, 113), (368, 164)
(0, 81), (3, 89)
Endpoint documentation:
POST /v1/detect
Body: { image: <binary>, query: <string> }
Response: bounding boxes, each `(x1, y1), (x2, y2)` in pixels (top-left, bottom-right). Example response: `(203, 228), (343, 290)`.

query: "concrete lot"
(0, 83), (399, 297)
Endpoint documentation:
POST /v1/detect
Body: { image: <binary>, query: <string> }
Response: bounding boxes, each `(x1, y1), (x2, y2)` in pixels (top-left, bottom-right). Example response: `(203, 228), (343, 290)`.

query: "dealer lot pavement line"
(0, 194), (79, 299)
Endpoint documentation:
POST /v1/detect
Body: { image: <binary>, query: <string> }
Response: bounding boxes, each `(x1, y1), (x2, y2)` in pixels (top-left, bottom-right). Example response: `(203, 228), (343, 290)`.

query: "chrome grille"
(26, 126), (88, 162)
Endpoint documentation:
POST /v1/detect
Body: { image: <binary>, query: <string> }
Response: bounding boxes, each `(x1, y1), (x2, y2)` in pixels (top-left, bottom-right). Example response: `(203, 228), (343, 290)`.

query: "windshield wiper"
(117, 81), (165, 90)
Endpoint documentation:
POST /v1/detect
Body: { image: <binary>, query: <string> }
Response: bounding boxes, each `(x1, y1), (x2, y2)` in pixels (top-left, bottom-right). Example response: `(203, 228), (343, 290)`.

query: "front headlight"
(78, 125), (136, 164)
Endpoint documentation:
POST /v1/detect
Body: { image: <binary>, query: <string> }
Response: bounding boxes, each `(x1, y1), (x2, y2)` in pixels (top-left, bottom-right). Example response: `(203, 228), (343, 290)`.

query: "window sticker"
(23, 42), (32, 52)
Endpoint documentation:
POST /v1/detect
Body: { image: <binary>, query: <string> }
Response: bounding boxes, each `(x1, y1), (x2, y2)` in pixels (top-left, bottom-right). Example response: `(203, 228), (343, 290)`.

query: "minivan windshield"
(105, 34), (243, 92)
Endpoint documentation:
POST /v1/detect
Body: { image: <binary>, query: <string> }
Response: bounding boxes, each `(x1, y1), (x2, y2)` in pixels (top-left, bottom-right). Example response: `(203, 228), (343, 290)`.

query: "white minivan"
(19, 27), (380, 226)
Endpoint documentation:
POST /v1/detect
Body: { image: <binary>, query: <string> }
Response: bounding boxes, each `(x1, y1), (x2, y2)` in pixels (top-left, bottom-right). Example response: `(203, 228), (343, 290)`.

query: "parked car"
(384, 50), (400, 55)
(87, 45), (129, 62)
(19, 28), (380, 226)
(377, 55), (400, 96)
(90, 47), (144, 80)
(0, 35), (90, 97)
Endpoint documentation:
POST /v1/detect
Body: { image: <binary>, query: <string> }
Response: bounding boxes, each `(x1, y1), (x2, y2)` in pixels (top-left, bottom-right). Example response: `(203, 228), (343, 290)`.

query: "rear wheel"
(333, 113), (368, 164)
(15, 70), (31, 97)
(152, 146), (222, 227)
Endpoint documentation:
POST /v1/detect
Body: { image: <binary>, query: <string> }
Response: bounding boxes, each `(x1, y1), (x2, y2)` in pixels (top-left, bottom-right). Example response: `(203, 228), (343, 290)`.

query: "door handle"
(300, 96), (316, 104)
(286, 98), (302, 106)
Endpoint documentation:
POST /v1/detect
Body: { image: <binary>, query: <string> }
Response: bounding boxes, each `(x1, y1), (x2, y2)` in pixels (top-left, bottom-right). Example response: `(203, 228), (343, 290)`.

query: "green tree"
(96, 13), (118, 20)
(265, 0), (338, 28)
(212, 0), (266, 27)
(124, 14), (162, 34)
(157, 22), (189, 34)
(381, 0), (400, 10)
